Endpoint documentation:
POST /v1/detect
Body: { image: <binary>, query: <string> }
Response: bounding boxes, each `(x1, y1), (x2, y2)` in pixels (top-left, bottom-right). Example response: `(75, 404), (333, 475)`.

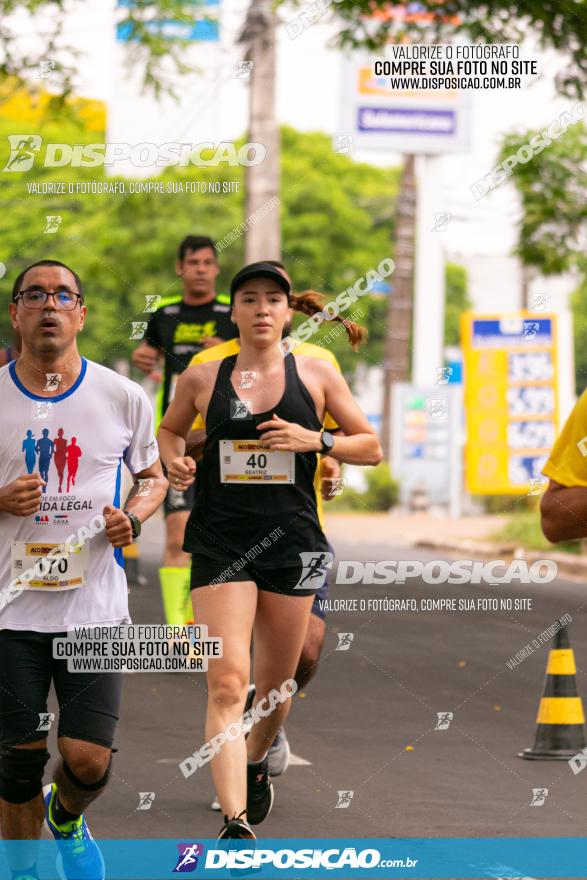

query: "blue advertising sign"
(116, 0), (220, 42)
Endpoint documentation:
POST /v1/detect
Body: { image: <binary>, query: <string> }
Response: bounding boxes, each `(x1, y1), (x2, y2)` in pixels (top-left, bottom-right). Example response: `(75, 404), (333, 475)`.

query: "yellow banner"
(462, 312), (559, 494)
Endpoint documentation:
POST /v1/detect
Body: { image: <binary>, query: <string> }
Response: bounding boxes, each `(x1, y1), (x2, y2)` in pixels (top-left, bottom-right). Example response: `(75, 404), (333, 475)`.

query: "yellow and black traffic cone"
(519, 623), (586, 760)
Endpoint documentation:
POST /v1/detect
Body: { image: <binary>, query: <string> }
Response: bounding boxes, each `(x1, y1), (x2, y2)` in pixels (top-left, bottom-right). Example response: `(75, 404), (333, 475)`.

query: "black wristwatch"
(124, 510), (142, 540)
(320, 431), (335, 455)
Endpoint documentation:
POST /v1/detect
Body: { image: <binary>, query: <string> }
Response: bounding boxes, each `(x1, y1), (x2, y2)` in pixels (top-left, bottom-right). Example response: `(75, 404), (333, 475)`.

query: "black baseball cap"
(230, 261), (291, 304)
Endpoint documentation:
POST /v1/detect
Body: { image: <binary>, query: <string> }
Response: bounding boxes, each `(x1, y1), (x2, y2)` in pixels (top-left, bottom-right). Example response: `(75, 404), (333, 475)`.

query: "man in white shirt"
(0, 260), (167, 880)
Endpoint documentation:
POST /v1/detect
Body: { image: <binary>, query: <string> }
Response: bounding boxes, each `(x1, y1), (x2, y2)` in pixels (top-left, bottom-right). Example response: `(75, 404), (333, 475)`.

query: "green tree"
(0, 118), (399, 380)
(497, 122), (587, 275)
(570, 280), (587, 392)
(444, 263), (470, 347)
(282, 0), (587, 98)
(0, 0), (202, 102)
(280, 127), (398, 381)
(496, 122), (587, 390)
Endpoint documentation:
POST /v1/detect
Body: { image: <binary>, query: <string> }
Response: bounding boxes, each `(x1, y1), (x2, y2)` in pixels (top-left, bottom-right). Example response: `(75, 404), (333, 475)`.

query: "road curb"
(414, 538), (587, 579)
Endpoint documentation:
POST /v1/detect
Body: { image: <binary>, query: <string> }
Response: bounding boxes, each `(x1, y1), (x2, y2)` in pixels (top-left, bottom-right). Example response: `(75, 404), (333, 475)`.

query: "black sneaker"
(217, 810), (256, 839)
(247, 756), (274, 825)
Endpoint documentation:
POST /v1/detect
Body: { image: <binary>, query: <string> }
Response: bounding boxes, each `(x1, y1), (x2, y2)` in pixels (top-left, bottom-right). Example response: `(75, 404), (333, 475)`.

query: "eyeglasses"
(15, 287), (82, 310)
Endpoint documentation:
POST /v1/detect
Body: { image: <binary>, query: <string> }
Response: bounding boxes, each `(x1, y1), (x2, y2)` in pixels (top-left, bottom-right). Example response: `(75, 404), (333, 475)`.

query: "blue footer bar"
(1, 837), (584, 878)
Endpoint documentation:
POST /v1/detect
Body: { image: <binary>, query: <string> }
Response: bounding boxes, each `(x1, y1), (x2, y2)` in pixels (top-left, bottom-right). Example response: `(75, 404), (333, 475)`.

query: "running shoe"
(43, 784), (105, 880)
(210, 794), (221, 811)
(267, 727), (290, 777)
(246, 757), (274, 825)
(217, 810), (256, 839)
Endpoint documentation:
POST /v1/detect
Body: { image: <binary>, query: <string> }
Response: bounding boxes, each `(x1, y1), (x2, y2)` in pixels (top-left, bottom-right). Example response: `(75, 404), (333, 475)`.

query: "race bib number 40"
(10, 542), (88, 591)
(219, 440), (294, 484)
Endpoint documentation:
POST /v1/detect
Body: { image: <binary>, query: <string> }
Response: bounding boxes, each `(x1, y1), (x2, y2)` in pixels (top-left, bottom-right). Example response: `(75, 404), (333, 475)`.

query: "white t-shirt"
(0, 358), (159, 632)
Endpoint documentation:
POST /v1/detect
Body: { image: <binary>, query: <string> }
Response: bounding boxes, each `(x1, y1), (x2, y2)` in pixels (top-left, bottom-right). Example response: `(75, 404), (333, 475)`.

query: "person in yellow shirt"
(132, 236), (238, 630)
(541, 390), (587, 541)
(185, 261), (367, 783)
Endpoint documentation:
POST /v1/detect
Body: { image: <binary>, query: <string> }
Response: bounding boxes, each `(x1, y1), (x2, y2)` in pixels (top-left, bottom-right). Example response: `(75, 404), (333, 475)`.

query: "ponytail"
(290, 290), (368, 351)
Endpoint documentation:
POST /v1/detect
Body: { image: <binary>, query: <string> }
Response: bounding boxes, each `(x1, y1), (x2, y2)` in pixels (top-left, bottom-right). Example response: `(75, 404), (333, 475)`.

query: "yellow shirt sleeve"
(294, 344), (342, 431)
(305, 350), (343, 529)
(188, 340), (241, 431)
(542, 390), (587, 487)
(325, 354), (341, 431)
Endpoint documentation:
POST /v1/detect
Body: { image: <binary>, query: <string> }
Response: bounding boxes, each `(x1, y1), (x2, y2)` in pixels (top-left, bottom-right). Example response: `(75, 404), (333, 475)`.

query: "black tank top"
(183, 353), (330, 567)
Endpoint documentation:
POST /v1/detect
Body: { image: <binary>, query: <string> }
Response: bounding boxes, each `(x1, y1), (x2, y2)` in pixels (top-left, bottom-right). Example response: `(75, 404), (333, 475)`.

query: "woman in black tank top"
(158, 262), (382, 839)
(183, 348), (331, 570)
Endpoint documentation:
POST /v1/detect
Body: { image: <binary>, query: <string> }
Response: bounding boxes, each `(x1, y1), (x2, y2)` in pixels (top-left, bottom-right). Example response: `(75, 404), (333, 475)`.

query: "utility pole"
(521, 264), (535, 309)
(239, 0), (280, 262)
(381, 154), (416, 460)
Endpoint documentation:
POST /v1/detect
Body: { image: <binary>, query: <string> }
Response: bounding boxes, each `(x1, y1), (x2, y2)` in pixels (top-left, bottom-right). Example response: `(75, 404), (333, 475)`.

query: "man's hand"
(320, 455), (342, 501)
(201, 336), (225, 349)
(132, 343), (160, 374)
(103, 505), (133, 548)
(0, 474), (45, 516)
(168, 456), (196, 491)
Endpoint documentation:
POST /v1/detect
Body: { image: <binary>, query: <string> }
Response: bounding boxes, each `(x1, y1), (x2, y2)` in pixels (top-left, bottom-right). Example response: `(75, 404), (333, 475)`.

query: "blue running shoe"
(43, 784), (105, 880)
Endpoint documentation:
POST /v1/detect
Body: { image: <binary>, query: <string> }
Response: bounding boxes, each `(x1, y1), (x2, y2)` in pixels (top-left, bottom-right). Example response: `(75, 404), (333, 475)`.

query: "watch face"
(322, 432), (334, 451)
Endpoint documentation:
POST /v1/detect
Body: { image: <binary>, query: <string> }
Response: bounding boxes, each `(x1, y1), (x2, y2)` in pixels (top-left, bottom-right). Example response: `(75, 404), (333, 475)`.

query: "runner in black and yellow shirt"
(132, 236), (238, 626)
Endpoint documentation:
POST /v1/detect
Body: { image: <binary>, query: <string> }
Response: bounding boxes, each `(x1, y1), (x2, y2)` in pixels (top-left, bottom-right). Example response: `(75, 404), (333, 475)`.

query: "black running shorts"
(0, 630), (122, 748)
(190, 551), (330, 598)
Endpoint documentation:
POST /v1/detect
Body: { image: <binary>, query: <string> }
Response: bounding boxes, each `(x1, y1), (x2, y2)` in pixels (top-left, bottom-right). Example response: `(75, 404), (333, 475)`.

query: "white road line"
(288, 752), (312, 766)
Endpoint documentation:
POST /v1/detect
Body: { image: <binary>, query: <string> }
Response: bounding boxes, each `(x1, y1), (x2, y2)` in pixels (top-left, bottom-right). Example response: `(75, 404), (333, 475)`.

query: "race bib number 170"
(10, 541), (88, 591)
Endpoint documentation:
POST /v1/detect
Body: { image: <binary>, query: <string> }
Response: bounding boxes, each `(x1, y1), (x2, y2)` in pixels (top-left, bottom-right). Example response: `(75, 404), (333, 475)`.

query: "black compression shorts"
(310, 577), (328, 620)
(0, 630), (122, 749)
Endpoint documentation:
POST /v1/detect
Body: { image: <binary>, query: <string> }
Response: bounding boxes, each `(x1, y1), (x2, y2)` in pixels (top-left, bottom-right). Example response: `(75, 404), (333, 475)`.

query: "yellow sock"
(159, 567), (191, 626)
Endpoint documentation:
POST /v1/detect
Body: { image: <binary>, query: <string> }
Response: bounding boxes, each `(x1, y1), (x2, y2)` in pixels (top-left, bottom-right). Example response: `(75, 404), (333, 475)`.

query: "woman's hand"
(257, 414), (321, 453)
(167, 456), (196, 491)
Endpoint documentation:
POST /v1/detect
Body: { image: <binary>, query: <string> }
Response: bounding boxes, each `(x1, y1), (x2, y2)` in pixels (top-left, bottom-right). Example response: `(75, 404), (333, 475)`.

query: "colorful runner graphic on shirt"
(66, 436), (82, 492)
(22, 429), (36, 474)
(21, 429), (83, 494)
(35, 429), (54, 493)
(53, 428), (67, 493)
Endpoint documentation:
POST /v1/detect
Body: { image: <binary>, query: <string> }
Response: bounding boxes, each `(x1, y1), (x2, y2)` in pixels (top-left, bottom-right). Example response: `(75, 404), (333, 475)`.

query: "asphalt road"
(46, 517), (587, 842)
